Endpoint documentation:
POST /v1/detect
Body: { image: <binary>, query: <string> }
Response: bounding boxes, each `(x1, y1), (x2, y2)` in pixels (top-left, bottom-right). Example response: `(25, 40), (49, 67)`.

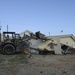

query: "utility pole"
(7, 25), (8, 32)
(49, 32), (50, 36)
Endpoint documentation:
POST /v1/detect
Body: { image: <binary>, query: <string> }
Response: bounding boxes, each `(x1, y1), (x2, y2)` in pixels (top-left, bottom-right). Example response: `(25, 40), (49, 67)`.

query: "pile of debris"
(0, 29), (75, 55)
(20, 30), (75, 55)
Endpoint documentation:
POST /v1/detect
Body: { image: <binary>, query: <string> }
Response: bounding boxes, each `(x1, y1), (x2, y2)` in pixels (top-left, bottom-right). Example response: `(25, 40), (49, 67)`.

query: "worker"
(4, 35), (11, 42)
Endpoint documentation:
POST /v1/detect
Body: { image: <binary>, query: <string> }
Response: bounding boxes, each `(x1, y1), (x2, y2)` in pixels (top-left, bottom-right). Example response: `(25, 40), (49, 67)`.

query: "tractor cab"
(3, 32), (21, 43)
(3, 32), (15, 42)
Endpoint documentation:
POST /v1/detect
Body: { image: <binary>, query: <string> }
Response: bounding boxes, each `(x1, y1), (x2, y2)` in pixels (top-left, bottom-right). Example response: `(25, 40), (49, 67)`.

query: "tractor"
(0, 31), (31, 55)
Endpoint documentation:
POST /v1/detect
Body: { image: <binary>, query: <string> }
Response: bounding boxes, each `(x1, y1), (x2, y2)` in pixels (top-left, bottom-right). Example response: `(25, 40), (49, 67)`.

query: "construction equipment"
(0, 31), (31, 55)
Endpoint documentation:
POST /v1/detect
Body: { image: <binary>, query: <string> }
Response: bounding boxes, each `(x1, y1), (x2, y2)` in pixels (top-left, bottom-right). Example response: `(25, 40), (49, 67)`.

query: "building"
(47, 34), (75, 54)
(48, 34), (75, 47)
(59, 34), (75, 47)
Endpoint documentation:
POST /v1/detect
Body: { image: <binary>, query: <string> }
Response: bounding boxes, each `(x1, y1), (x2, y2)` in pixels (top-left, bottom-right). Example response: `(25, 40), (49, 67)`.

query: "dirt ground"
(0, 54), (75, 75)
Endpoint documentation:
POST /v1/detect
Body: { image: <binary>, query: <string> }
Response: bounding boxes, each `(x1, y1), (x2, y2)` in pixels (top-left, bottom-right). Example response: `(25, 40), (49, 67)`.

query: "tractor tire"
(2, 44), (15, 55)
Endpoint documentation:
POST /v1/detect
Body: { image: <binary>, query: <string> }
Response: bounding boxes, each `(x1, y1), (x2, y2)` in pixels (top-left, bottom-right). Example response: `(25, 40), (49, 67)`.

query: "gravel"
(0, 54), (75, 75)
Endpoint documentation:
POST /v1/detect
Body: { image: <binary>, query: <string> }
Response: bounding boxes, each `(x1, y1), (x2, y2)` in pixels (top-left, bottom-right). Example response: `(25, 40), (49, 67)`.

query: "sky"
(0, 0), (75, 36)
